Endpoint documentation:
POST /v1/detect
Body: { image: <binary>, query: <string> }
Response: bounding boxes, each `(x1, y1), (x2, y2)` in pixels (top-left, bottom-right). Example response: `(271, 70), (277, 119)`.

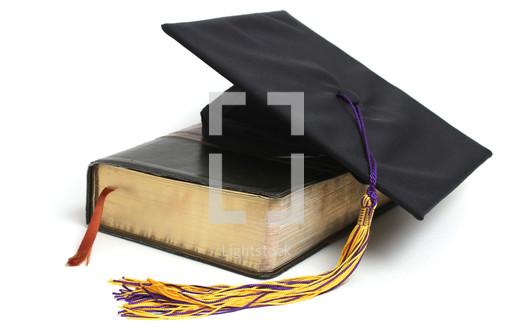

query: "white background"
(1, 0), (510, 333)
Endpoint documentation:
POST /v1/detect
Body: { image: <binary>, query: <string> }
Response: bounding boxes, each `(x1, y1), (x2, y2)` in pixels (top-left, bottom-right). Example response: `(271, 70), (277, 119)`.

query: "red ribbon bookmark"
(67, 187), (116, 266)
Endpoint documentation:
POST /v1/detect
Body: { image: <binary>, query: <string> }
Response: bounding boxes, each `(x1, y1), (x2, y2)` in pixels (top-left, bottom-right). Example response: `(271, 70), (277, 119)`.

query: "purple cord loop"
(336, 92), (378, 209)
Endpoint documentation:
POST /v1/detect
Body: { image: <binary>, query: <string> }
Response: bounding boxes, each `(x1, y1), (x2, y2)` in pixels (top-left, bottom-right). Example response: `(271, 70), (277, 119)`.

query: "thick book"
(87, 125), (390, 278)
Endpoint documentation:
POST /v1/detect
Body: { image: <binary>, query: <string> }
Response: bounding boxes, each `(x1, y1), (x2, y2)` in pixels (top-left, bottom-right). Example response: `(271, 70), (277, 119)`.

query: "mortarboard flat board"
(162, 10), (491, 220)
(68, 10), (492, 319)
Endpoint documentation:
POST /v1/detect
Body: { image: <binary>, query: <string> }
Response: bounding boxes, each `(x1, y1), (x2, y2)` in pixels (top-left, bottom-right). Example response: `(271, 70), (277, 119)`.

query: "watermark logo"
(222, 244), (291, 260)
(208, 91), (305, 225)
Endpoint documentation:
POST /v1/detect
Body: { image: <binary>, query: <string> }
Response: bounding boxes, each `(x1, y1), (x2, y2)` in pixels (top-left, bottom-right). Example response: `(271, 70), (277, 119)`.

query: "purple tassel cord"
(336, 92), (378, 208)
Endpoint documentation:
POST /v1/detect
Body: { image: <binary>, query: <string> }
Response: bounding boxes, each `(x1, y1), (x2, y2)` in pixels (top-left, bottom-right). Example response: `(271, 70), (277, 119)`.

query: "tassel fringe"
(110, 193), (376, 319)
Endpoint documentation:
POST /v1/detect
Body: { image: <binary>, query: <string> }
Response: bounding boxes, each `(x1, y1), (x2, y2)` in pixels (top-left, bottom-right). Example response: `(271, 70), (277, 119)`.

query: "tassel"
(110, 193), (376, 319)
(67, 187), (116, 266)
(108, 92), (377, 319)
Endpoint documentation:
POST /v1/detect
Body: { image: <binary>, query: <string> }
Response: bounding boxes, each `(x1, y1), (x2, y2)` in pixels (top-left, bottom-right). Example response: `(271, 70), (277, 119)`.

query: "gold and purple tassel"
(108, 92), (378, 319)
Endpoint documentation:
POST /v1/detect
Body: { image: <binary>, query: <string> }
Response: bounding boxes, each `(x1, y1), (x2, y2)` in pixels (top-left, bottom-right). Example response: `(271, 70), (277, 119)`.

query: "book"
(87, 124), (390, 278)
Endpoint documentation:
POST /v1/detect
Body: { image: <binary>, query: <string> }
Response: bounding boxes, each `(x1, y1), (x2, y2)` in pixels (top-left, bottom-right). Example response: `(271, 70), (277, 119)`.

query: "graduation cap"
(68, 11), (491, 319)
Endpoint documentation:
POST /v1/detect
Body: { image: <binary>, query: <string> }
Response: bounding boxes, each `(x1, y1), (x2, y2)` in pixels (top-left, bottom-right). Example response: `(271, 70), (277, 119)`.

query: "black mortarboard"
(161, 10), (491, 220)
(69, 11), (491, 319)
